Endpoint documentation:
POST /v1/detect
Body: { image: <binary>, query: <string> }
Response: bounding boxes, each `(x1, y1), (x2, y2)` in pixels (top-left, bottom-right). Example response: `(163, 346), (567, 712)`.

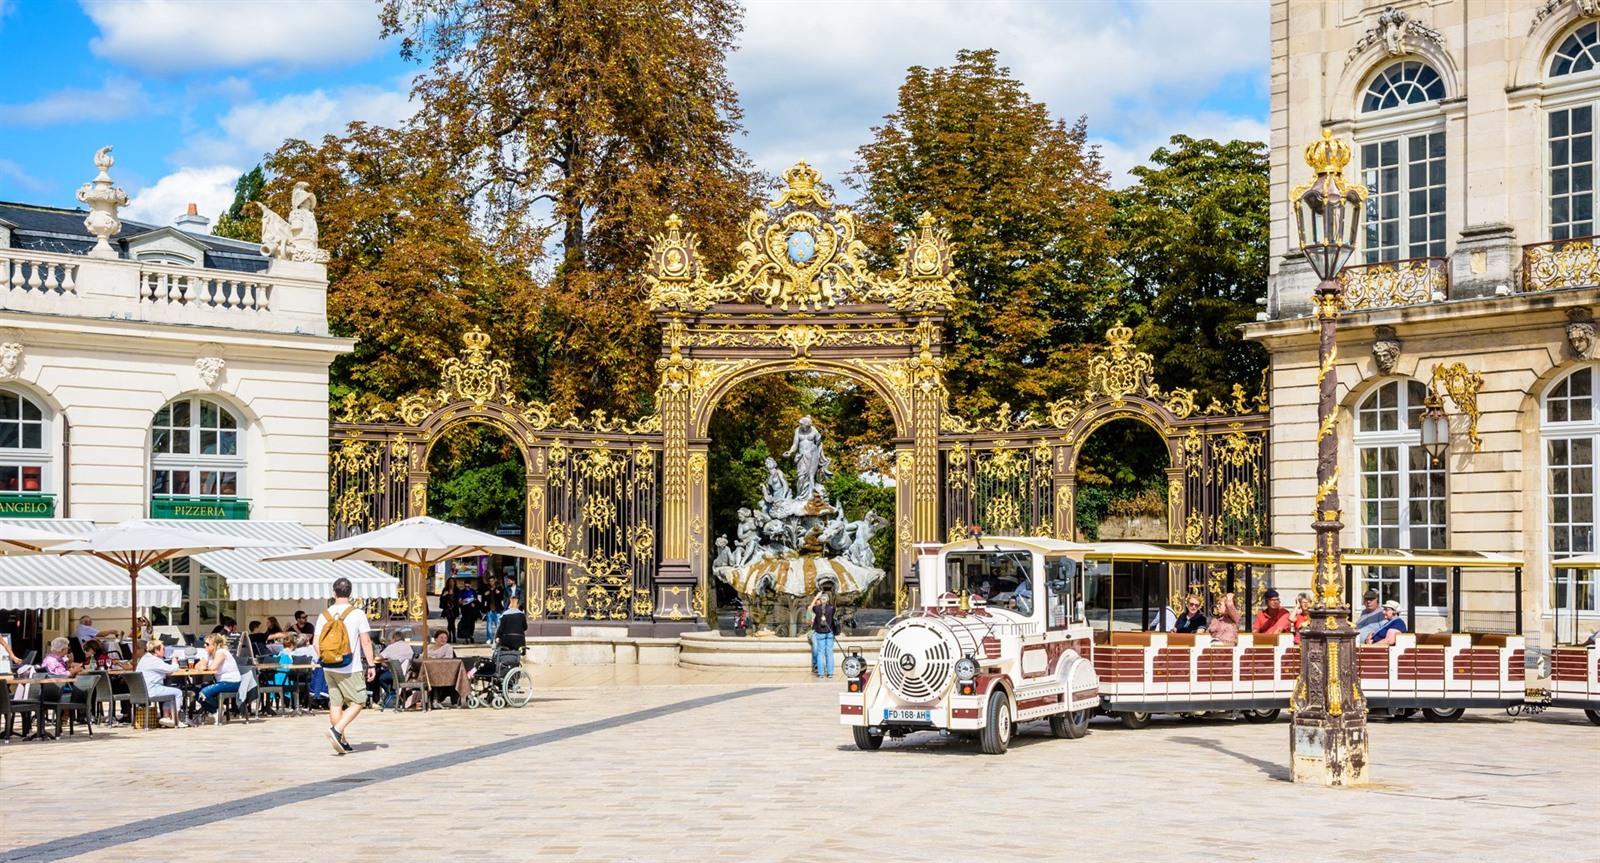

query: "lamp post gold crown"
(1304, 128), (1353, 176)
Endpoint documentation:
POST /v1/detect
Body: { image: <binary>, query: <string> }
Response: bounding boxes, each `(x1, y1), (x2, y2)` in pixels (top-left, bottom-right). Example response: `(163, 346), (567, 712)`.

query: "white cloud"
(82, 0), (384, 73)
(122, 165), (242, 230)
(0, 77), (150, 127)
(1095, 113), (1272, 186)
(0, 158), (48, 195)
(176, 80), (416, 166)
(731, 0), (1267, 187)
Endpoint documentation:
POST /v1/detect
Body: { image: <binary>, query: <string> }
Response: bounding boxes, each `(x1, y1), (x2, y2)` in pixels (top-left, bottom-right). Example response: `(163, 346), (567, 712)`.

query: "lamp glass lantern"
(1419, 390), (1450, 463)
(1293, 130), (1367, 282)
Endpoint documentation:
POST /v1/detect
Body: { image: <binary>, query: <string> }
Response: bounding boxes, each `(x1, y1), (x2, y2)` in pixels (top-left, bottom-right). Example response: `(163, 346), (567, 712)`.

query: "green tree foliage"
(1074, 419), (1168, 540)
(378, 0), (761, 415)
(427, 424), (526, 532)
(1109, 135), (1270, 403)
(852, 48), (1118, 417)
(212, 165), (266, 242)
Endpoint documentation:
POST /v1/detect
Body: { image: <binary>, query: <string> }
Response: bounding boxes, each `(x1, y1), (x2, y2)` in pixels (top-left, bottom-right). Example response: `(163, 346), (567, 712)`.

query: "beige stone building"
(1249, 0), (1600, 647)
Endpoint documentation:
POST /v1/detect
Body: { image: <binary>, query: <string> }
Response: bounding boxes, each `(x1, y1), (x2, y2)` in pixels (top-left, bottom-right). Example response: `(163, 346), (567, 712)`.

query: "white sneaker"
(176, 720), (189, 728)
(158, 718), (175, 728)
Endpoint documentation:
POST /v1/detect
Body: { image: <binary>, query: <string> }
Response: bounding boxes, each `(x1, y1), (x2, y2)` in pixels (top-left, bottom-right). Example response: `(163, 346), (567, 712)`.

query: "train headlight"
(955, 656), (979, 683)
(843, 652), (866, 679)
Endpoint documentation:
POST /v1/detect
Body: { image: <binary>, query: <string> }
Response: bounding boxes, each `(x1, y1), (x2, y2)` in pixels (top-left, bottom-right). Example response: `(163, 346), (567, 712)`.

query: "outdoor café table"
(1, 675), (76, 740)
(417, 658), (470, 707)
(166, 667), (215, 722)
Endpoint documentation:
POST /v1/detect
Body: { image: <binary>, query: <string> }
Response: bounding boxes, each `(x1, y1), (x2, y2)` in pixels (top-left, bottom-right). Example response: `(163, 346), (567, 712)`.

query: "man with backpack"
(313, 577), (375, 755)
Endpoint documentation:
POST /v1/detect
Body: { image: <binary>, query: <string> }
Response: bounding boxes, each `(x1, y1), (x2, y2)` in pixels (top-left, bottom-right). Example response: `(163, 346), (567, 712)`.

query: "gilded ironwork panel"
(941, 439), (1054, 540)
(540, 436), (662, 621)
(1337, 258), (1447, 310)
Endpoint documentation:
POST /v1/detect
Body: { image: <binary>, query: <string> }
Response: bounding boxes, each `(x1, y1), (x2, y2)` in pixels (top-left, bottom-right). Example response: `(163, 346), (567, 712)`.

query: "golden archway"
(643, 161), (958, 615)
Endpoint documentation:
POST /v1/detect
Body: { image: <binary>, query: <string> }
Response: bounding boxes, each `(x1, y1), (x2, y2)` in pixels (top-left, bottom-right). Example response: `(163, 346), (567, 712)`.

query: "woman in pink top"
(1207, 593), (1241, 645)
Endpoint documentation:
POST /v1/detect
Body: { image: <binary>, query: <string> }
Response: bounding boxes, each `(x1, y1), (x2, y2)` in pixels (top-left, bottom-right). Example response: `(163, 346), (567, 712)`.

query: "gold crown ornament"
(1304, 128), (1353, 176)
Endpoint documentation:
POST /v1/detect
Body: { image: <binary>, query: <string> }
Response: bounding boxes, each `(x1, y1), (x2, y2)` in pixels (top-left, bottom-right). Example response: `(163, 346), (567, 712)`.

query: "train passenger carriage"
(1541, 552), (1600, 724)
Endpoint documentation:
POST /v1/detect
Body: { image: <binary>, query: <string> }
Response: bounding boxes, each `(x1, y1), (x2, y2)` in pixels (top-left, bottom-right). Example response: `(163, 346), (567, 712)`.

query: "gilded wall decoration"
(1525, 237), (1600, 293)
(1431, 362), (1485, 451)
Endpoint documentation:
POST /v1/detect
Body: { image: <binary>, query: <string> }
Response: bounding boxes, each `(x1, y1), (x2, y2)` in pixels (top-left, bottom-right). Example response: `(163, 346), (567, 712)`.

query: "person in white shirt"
(136, 639), (186, 727)
(196, 633), (243, 717)
(74, 615), (118, 642)
(313, 577), (374, 755)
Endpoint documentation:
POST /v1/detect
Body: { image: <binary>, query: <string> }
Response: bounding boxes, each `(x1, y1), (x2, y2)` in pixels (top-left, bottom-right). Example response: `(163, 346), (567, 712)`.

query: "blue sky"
(0, 0), (1268, 229)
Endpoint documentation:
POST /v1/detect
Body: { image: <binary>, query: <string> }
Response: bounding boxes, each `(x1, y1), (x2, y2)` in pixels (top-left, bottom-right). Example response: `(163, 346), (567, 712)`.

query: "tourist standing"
(810, 592), (840, 678)
(440, 583), (460, 644)
(315, 577), (375, 755)
(457, 581), (481, 644)
(483, 578), (504, 645)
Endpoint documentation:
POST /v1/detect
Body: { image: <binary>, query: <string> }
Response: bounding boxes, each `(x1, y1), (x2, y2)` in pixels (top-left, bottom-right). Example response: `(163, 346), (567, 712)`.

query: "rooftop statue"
(259, 181), (330, 263)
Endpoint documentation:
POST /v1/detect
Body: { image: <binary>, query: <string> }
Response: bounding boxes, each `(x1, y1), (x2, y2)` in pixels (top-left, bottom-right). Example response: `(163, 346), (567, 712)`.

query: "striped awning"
(0, 519), (179, 609)
(162, 520), (399, 601)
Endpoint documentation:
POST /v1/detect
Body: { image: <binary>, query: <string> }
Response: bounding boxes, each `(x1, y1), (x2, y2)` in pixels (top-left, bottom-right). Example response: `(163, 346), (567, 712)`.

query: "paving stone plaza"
(1, 669), (1593, 862)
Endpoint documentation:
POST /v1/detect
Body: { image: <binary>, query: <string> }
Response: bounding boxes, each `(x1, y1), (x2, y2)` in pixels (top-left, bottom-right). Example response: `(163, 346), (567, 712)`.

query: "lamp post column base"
(1290, 713), (1370, 786)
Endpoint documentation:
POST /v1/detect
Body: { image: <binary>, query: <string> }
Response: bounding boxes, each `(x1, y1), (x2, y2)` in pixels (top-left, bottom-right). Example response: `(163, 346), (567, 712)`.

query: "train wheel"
(852, 725), (884, 751)
(1585, 709), (1600, 726)
(1422, 707), (1465, 722)
(1243, 709), (1280, 724)
(1118, 710), (1152, 730)
(501, 667), (532, 708)
(980, 690), (1012, 755)
(1050, 708), (1090, 739)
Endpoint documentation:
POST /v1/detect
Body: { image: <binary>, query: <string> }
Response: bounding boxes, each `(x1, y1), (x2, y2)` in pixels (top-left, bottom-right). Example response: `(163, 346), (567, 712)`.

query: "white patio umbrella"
(0, 522), (86, 554)
(262, 516), (573, 625)
(50, 521), (284, 643)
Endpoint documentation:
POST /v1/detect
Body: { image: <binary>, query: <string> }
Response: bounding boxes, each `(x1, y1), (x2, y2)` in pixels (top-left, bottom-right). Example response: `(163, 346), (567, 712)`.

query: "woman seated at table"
(136, 639), (186, 728)
(424, 629), (455, 660)
(82, 638), (131, 671)
(196, 633), (243, 718)
(39, 637), (80, 676)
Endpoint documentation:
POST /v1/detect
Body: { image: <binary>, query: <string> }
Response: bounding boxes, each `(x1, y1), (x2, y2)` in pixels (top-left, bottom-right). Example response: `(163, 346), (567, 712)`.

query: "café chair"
(53, 673), (100, 738)
(0, 683), (41, 740)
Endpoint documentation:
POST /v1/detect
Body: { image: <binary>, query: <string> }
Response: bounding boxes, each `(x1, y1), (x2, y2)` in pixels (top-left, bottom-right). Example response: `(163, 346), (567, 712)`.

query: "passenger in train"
(1355, 590), (1385, 643)
(1173, 596), (1207, 633)
(1291, 593), (1312, 642)
(1368, 600), (1408, 646)
(1252, 589), (1292, 635)
(1206, 593), (1240, 645)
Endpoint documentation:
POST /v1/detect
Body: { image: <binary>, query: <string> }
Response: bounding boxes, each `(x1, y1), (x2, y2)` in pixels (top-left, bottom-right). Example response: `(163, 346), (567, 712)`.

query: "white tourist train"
(839, 536), (1101, 754)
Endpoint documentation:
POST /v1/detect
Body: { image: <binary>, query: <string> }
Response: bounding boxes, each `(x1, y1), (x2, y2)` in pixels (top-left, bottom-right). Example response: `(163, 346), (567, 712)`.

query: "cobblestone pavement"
(1, 668), (1594, 863)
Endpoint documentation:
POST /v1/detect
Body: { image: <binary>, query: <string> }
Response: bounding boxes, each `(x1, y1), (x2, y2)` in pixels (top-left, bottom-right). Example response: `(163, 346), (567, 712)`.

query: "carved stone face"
(1569, 321), (1595, 358)
(1372, 337), (1401, 374)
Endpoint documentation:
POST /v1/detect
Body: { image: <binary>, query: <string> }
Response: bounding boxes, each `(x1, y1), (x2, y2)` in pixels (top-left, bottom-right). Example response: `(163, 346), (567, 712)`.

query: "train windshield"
(944, 550), (1035, 613)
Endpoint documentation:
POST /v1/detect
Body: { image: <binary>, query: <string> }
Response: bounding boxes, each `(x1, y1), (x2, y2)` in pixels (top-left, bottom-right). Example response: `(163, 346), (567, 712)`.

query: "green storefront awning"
(150, 496), (250, 520)
(0, 493), (55, 518)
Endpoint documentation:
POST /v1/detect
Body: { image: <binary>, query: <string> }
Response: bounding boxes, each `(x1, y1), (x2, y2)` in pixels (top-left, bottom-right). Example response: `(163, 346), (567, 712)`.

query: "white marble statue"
(733, 507), (762, 566)
(259, 181), (330, 263)
(76, 146), (128, 259)
(761, 456), (791, 513)
(844, 511), (888, 568)
(785, 416), (826, 500)
(712, 535), (734, 568)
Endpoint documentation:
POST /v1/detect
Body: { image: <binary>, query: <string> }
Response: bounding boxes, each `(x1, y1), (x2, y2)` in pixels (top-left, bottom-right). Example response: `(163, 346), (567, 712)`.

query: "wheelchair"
(464, 647), (532, 709)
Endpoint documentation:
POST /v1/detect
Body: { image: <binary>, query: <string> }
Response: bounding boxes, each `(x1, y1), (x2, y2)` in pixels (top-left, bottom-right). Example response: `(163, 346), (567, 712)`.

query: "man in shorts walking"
(313, 577), (375, 755)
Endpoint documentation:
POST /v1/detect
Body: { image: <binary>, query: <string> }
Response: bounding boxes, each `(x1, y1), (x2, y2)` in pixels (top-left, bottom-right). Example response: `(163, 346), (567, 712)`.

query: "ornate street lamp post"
(1289, 129), (1369, 786)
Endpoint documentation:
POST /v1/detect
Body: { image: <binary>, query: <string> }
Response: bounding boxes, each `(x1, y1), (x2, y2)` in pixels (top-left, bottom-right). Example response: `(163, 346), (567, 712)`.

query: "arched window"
(150, 396), (243, 500)
(1551, 22), (1600, 78)
(1361, 61), (1445, 112)
(1358, 62), (1447, 263)
(0, 389), (49, 503)
(1355, 380), (1448, 610)
(1542, 367), (1600, 622)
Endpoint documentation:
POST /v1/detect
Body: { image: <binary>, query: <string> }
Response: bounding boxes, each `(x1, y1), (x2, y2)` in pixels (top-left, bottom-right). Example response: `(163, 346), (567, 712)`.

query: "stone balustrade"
(0, 247), (328, 335)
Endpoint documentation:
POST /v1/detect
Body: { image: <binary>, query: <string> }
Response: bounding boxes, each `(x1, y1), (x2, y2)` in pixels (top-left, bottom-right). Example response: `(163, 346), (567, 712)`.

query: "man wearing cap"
(1253, 589), (1293, 635)
(1368, 599), (1409, 645)
(1355, 590), (1386, 643)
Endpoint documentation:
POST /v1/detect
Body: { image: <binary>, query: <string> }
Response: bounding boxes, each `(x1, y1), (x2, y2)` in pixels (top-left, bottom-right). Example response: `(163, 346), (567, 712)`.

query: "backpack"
(318, 606), (355, 667)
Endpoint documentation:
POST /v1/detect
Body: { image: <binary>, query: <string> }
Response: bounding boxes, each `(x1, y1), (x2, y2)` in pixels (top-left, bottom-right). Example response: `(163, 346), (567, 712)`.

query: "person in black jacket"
(440, 583), (460, 643)
(809, 592), (840, 678)
(496, 594), (528, 651)
(1173, 595), (1208, 634)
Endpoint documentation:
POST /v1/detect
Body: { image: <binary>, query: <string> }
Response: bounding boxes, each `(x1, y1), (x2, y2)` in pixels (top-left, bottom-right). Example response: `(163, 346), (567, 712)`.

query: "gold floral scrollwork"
(438, 329), (512, 406)
(396, 394), (430, 426)
(1054, 485), (1073, 540)
(1087, 322), (1154, 405)
(409, 483), (427, 516)
(581, 496), (616, 531)
(1337, 259), (1445, 310)
(1214, 426), (1263, 470)
(1431, 362), (1485, 451)
(896, 585), (910, 614)
(778, 323), (826, 357)
(544, 518), (569, 556)
(1525, 238), (1600, 293)
(577, 445), (624, 483)
(693, 586), (708, 621)
(544, 586), (566, 616)
(984, 493), (1023, 535)
(1164, 388), (1197, 419)
(1181, 428), (1203, 478)
(409, 593), (425, 621)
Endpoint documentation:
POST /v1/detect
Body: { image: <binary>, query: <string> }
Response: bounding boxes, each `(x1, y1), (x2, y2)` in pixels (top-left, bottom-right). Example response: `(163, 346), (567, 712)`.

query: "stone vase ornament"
(76, 146), (128, 259)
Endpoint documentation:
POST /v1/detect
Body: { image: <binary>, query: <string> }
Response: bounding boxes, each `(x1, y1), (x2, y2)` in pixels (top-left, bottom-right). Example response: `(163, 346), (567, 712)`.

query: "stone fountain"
(711, 416), (888, 636)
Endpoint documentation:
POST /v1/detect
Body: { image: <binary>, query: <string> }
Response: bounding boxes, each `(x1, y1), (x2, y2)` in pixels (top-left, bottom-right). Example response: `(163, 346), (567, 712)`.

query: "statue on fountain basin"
(711, 416), (888, 636)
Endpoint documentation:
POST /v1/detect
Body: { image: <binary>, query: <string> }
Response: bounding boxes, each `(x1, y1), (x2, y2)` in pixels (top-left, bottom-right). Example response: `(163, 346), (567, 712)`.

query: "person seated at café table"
(82, 638), (131, 670)
(1355, 590), (1385, 643)
(265, 616), (284, 637)
(196, 633), (243, 718)
(1252, 589), (1293, 635)
(424, 629), (455, 660)
(74, 615), (120, 642)
(1174, 595), (1207, 633)
(136, 639), (186, 728)
(40, 637), (80, 676)
(1367, 600), (1409, 646)
(291, 610), (315, 636)
(373, 631), (415, 707)
(247, 621), (270, 656)
(0, 632), (20, 674)
(1206, 593), (1241, 645)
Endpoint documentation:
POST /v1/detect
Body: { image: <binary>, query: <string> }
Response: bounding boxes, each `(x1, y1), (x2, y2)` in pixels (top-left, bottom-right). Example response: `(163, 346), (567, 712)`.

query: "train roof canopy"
(1085, 541), (1313, 566)
(1340, 547), (1523, 569)
(940, 536), (1093, 558)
